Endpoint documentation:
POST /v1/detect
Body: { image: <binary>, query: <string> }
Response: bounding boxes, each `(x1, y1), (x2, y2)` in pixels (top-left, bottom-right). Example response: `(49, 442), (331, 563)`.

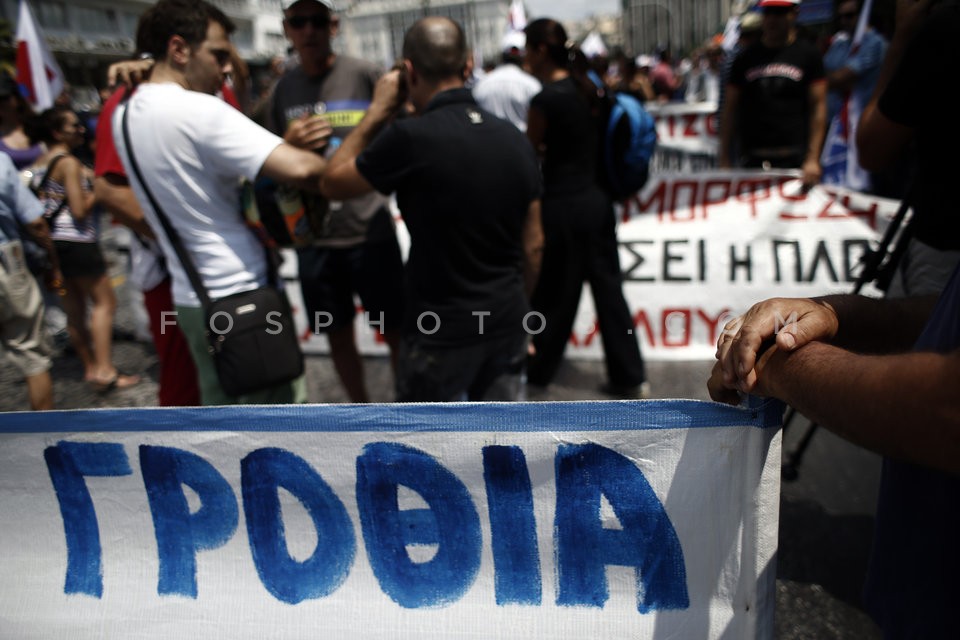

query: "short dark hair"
(524, 18), (569, 68)
(402, 17), (468, 83)
(136, 0), (236, 61)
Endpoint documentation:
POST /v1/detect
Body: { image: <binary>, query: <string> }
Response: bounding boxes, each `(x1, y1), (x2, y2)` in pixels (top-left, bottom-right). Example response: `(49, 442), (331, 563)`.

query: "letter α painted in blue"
(139, 446), (238, 598)
(356, 442), (482, 608)
(482, 446), (541, 605)
(555, 443), (689, 613)
(241, 448), (356, 604)
(44, 441), (132, 597)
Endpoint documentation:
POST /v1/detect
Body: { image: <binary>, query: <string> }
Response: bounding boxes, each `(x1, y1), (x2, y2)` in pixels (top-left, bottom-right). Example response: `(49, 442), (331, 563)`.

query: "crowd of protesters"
(0, 0), (924, 405)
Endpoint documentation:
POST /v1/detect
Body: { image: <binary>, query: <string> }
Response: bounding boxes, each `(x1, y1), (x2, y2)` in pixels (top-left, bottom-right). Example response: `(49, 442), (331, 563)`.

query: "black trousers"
(527, 187), (645, 387)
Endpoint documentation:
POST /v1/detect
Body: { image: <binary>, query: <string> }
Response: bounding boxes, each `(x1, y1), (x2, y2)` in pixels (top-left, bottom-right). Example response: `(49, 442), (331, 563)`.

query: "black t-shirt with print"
(730, 39), (825, 156)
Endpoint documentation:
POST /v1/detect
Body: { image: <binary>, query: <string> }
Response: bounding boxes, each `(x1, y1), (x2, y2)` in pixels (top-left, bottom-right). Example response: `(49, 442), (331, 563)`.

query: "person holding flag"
(13, 0), (65, 112)
(821, 0), (887, 191)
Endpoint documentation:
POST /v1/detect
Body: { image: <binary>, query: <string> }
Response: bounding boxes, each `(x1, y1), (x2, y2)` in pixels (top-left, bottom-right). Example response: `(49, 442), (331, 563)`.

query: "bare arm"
(321, 70), (405, 201)
(525, 105), (547, 158)
(717, 84), (740, 168)
(712, 293), (936, 397)
(258, 144), (326, 193)
(747, 342), (960, 474)
(826, 66), (857, 94)
(59, 157), (96, 220)
(856, 0), (931, 170)
(801, 80), (828, 188)
(23, 217), (62, 290)
(522, 199), (544, 298)
(93, 175), (154, 238)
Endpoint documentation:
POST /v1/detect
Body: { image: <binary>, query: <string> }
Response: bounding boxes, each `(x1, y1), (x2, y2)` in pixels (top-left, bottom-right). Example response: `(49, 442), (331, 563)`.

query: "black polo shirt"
(357, 88), (542, 347)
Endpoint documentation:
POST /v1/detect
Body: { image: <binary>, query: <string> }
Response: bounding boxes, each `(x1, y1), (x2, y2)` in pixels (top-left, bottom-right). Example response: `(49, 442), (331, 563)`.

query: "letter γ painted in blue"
(139, 446), (238, 598)
(241, 448), (356, 604)
(44, 441), (133, 597)
(555, 443), (689, 613)
(356, 442), (482, 608)
(482, 446), (541, 605)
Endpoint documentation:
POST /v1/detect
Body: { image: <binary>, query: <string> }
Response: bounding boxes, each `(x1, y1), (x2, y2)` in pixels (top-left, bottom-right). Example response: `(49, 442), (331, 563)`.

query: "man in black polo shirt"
(321, 16), (544, 402)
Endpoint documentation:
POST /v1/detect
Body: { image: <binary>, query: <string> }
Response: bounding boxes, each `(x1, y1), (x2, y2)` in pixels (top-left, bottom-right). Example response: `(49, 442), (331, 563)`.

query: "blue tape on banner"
(0, 399), (783, 434)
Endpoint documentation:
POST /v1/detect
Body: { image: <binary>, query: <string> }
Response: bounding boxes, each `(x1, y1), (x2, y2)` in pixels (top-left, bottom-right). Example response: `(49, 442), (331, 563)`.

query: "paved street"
(0, 246), (883, 638)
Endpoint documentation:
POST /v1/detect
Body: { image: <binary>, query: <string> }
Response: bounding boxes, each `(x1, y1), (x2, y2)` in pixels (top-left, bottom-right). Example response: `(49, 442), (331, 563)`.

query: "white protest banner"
(0, 401), (781, 639)
(647, 102), (719, 172)
(285, 171), (901, 361)
(603, 171), (900, 360)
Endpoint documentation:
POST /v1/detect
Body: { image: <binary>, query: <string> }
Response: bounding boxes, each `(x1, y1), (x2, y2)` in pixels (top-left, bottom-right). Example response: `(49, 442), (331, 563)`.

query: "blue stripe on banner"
(0, 399), (783, 434)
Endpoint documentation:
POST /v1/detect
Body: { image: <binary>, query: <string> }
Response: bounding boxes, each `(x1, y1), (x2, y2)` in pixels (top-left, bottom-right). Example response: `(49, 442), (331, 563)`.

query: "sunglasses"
(838, 12), (858, 19)
(285, 15), (330, 29)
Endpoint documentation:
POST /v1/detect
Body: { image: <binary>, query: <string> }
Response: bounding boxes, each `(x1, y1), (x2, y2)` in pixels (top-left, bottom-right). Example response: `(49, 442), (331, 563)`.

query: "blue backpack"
(601, 90), (657, 199)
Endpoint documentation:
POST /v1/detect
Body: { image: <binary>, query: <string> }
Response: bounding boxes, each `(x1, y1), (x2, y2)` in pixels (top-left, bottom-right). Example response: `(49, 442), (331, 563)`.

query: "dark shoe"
(599, 381), (651, 399)
(88, 372), (141, 394)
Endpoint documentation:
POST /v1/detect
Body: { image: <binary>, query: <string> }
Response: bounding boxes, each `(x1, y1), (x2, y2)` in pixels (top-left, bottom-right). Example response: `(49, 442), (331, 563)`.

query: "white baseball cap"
(501, 30), (526, 53)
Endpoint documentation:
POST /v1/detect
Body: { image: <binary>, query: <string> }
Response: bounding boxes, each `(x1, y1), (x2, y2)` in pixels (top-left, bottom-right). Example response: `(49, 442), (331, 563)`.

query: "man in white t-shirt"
(114, 0), (327, 405)
(472, 30), (541, 132)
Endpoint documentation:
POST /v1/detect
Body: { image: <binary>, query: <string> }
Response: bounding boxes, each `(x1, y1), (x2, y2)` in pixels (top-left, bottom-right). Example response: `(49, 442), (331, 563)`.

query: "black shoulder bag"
(121, 104), (304, 397)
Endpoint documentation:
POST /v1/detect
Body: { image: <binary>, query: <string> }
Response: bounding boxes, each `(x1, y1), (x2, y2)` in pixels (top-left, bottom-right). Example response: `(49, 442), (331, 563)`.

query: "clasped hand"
(708, 297), (840, 405)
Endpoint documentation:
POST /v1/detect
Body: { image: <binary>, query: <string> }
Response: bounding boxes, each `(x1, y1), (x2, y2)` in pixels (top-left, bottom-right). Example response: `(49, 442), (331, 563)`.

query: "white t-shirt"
(113, 83), (283, 307)
(472, 64), (541, 132)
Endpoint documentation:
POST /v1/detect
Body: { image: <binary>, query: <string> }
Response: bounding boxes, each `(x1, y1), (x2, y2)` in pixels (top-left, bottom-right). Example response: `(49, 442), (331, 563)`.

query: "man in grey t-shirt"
(271, 0), (404, 402)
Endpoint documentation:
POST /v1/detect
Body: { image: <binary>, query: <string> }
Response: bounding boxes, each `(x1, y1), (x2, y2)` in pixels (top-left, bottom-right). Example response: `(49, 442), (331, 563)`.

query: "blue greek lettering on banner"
(44, 441), (132, 597)
(140, 445), (239, 597)
(242, 448), (355, 604)
(356, 442), (483, 608)
(555, 443), (689, 612)
(483, 445), (542, 605)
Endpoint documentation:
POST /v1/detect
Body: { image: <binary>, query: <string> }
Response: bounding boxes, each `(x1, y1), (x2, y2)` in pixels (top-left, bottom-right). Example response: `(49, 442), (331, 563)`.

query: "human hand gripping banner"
(0, 400), (781, 638)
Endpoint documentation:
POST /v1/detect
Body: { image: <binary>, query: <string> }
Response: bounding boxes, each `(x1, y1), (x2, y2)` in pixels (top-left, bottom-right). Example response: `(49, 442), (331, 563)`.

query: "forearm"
(333, 109), (387, 171)
(860, 0), (929, 130)
(761, 342), (960, 473)
(805, 89), (827, 166)
(817, 293), (936, 352)
(717, 90), (737, 166)
(321, 104), (394, 200)
(93, 177), (154, 237)
(522, 200), (544, 298)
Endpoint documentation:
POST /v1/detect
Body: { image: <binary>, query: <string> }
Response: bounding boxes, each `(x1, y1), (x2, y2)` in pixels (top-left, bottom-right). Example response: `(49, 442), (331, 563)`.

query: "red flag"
(14, 0), (65, 111)
(508, 0), (527, 31)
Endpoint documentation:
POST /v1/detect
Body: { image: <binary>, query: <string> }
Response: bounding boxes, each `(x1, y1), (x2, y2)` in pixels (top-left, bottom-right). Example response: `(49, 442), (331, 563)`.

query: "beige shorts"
(0, 240), (52, 377)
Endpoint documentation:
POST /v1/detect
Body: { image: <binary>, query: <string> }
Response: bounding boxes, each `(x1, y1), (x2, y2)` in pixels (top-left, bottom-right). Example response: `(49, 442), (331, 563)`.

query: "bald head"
(403, 17), (468, 83)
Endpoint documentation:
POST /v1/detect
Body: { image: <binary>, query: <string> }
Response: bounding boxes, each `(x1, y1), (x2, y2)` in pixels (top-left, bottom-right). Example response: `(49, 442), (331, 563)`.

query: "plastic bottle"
(275, 185), (308, 246)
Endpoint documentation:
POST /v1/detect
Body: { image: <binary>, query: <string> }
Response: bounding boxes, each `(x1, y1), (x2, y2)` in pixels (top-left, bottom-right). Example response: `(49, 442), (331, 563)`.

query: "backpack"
(600, 90), (657, 200)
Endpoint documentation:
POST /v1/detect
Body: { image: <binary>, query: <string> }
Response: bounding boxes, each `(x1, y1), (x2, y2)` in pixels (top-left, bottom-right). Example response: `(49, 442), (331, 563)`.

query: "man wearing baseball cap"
(472, 30), (541, 131)
(268, 0), (405, 403)
(719, 0), (827, 188)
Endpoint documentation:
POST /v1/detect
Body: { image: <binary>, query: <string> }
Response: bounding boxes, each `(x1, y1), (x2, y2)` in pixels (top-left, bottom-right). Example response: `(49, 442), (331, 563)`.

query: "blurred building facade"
(621, 0), (731, 56)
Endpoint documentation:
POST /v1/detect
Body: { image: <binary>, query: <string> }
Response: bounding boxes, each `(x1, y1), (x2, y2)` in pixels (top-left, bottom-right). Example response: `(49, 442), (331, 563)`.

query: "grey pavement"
(0, 241), (882, 638)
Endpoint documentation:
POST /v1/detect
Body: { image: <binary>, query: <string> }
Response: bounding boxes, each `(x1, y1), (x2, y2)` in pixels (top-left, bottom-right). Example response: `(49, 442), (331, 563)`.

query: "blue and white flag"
(821, 0), (874, 191)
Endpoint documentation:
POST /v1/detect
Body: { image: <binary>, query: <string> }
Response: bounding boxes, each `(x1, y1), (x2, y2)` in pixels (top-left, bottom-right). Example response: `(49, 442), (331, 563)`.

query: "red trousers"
(143, 278), (200, 406)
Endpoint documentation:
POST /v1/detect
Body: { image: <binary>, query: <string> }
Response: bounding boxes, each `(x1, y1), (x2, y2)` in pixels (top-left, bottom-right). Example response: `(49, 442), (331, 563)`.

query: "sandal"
(88, 372), (141, 394)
